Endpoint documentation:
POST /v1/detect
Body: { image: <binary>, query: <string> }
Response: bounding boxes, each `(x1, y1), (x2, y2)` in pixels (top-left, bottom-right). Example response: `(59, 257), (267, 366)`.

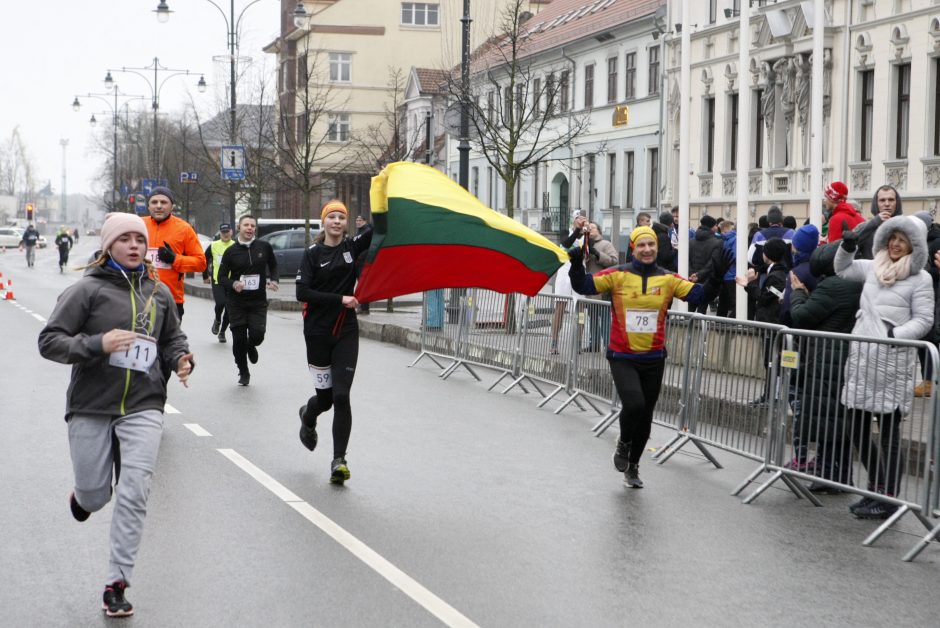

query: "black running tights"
(303, 330), (359, 458)
(608, 357), (666, 464)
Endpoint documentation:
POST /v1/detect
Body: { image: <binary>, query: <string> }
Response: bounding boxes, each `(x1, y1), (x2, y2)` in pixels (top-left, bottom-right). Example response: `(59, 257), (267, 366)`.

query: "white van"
(255, 218), (321, 237)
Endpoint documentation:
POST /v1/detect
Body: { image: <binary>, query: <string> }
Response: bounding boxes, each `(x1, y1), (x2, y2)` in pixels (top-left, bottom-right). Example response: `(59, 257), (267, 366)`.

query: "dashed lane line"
(165, 404), (180, 414)
(216, 448), (480, 628)
(183, 423), (212, 437)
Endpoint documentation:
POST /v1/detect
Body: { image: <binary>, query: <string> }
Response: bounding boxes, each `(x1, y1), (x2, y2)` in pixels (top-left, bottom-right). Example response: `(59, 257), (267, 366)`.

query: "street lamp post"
(72, 87), (146, 211)
(458, 0), (471, 190)
(104, 59), (205, 177)
(154, 1), (306, 225)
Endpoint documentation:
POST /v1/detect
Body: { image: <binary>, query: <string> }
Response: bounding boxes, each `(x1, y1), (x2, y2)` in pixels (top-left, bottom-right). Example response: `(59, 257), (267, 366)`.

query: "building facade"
(444, 0), (667, 252)
(265, 0), (550, 218)
(665, 0), (940, 225)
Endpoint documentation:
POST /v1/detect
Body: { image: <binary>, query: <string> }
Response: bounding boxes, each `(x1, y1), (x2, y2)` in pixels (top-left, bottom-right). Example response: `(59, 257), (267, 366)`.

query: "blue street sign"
(141, 179), (155, 196)
(221, 146), (246, 181)
(180, 171), (199, 184)
(120, 182), (129, 196)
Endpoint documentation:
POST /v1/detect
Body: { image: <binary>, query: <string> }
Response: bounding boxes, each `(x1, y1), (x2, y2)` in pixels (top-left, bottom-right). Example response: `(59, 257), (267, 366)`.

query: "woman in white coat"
(834, 215), (934, 520)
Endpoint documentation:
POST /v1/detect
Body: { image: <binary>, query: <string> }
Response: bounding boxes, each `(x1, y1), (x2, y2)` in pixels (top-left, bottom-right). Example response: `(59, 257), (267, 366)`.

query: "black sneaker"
(247, 345), (259, 364)
(102, 581), (133, 617)
(211, 320), (220, 335)
(217, 332), (227, 343)
(299, 405), (318, 451)
(612, 439), (631, 472)
(624, 463), (644, 488)
(807, 481), (846, 495)
(848, 496), (875, 514)
(238, 370), (250, 386)
(69, 492), (90, 522)
(854, 499), (899, 520)
(330, 457), (350, 484)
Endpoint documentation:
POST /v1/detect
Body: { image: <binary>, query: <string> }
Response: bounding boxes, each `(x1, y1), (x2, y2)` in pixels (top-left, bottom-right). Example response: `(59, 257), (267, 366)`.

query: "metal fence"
(409, 292), (940, 560)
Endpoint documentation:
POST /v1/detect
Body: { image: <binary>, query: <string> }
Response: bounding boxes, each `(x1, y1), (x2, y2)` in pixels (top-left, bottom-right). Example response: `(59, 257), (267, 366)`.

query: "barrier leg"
(732, 464), (769, 496)
(861, 504), (909, 547)
(591, 410), (618, 435)
(487, 372), (514, 392)
(502, 376), (545, 398)
(689, 438), (724, 469)
(742, 469), (784, 504)
(779, 474), (823, 506)
(409, 351), (446, 370)
(651, 432), (684, 460)
(654, 434), (691, 465)
(903, 521), (940, 562)
(536, 385), (565, 408)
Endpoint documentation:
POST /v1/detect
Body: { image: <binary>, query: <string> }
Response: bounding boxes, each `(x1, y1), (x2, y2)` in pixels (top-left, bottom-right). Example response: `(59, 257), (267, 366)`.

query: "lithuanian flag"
(355, 162), (567, 302)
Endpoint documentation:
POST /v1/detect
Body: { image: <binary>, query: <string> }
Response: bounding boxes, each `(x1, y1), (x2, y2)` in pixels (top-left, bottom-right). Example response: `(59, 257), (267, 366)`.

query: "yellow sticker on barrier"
(780, 350), (799, 370)
(528, 303), (535, 315)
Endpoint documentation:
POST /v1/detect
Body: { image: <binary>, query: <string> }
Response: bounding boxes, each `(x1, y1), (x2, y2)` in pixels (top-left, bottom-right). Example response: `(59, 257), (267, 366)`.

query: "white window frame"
(401, 2), (439, 27)
(328, 113), (350, 142)
(329, 53), (352, 83)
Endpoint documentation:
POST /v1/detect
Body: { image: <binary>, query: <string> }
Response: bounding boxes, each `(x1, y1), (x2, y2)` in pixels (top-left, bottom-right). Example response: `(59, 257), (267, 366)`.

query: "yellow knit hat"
(629, 225), (657, 249)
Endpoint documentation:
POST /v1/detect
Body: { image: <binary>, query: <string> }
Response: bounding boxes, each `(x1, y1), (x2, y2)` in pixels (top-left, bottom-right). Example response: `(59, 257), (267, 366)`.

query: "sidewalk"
(184, 276), (426, 350)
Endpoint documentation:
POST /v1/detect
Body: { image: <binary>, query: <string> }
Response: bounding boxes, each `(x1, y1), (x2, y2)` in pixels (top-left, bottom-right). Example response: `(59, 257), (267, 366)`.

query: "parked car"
(256, 218), (321, 238)
(0, 226), (23, 249)
(260, 229), (316, 278)
(36, 235), (47, 248)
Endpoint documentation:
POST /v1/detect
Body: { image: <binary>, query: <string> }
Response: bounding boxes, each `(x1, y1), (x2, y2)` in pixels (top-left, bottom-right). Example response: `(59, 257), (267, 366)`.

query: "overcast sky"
(0, 0), (280, 199)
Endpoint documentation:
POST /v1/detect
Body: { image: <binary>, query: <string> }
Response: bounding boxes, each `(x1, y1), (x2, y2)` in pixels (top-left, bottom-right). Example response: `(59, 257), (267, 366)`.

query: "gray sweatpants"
(68, 409), (164, 586)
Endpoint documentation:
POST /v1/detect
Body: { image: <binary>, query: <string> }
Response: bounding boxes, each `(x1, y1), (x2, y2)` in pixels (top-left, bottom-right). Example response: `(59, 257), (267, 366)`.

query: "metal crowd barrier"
(408, 292), (940, 559)
(409, 289), (467, 375)
(735, 328), (940, 550)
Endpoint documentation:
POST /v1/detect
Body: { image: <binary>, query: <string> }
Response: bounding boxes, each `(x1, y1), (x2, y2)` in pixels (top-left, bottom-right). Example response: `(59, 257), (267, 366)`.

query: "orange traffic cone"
(4, 290), (12, 300)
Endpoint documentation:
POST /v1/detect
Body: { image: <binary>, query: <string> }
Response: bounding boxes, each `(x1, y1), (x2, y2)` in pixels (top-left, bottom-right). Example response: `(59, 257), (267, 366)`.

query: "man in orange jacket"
(142, 186), (207, 320)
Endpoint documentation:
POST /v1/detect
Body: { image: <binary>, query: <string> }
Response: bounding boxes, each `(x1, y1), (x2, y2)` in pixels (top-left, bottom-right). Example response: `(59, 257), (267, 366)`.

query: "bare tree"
(449, 0), (590, 219)
(0, 127), (37, 204)
(259, 43), (350, 244)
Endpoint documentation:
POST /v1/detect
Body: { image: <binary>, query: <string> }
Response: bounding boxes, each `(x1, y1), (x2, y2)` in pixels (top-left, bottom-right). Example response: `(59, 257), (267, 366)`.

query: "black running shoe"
(102, 581), (133, 617)
(330, 457), (350, 484)
(624, 463), (644, 489)
(218, 332), (227, 343)
(612, 439), (631, 472)
(299, 405), (318, 451)
(247, 345), (259, 364)
(69, 492), (90, 522)
(854, 499), (899, 520)
(238, 370), (250, 386)
(211, 320), (220, 335)
(849, 496), (875, 514)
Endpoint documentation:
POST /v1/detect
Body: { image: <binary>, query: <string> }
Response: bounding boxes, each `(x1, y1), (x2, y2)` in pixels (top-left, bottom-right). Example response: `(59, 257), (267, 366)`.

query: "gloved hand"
(157, 241), (177, 265)
(840, 221), (857, 253)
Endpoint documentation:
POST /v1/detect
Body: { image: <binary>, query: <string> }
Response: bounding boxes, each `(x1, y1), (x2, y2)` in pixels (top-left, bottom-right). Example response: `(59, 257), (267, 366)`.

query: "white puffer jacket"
(835, 215), (934, 414)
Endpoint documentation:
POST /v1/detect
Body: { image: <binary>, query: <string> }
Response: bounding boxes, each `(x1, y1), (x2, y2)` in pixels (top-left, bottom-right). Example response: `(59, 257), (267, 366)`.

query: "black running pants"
(303, 329), (359, 458)
(608, 357), (666, 465)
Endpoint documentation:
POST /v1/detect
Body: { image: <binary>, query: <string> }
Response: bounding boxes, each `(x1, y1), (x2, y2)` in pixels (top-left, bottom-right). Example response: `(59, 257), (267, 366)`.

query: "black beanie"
(762, 237), (787, 263)
(147, 186), (176, 205)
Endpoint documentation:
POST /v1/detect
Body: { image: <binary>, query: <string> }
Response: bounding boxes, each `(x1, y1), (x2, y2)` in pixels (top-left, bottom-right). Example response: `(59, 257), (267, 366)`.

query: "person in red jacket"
(824, 181), (863, 243)
(142, 186), (207, 320)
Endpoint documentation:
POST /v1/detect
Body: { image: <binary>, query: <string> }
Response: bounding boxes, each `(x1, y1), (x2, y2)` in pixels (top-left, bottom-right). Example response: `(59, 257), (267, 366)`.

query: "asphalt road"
(2, 240), (940, 627)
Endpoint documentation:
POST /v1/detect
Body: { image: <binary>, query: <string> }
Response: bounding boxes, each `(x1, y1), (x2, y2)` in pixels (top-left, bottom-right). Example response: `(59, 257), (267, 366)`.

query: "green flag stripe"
(383, 197), (562, 274)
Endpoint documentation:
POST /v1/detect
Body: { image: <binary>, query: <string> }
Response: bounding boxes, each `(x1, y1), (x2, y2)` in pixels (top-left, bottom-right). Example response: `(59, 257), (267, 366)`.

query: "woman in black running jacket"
(295, 200), (372, 484)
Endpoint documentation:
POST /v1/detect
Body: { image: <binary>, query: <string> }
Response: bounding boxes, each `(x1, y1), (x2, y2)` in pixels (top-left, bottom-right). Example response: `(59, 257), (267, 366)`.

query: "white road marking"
(32, 313), (45, 322)
(165, 404), (180, 414)
(216, 448), (479, 628)
(183, 423), (212, 437)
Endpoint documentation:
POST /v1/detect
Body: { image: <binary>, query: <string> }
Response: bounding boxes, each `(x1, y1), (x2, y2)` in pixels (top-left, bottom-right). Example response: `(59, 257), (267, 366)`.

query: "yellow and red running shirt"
(570, 260), (705, 359)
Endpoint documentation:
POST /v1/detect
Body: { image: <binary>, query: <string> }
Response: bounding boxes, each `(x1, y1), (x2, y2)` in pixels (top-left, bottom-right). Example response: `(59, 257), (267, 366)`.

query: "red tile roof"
(414, 68), (450, 94)
(474, 0), (664, 69)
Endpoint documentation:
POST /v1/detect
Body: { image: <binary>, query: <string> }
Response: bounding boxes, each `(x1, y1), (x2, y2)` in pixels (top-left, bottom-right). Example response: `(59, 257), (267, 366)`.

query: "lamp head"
(197, 75), (207, 93)
(154, 1), (172, 23)
(89, 114), (97, 127)
(72, 97), (81, 112)
(293, 2), (311, 29)
(104, 71), (114, 90)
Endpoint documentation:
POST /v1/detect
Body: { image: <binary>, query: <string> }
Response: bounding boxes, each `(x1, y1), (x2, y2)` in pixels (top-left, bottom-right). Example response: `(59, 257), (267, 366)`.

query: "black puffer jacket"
(789, 243), (863, 435)
(688, 227), (722, 282)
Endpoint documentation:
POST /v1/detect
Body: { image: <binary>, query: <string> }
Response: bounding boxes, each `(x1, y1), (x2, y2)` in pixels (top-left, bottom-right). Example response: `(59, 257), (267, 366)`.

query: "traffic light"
(25, 203), (34, 221)
(128, 194), (136, 206)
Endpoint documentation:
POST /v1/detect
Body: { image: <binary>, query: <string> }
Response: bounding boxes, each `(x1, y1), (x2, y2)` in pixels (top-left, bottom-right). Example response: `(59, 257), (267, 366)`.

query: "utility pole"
(60, 139), (69, 222)
(458, 0), (472, 190)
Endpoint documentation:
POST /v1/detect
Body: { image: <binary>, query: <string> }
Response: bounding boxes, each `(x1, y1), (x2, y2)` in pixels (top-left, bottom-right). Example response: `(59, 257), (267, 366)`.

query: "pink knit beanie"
(100, 212), (149, 253)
